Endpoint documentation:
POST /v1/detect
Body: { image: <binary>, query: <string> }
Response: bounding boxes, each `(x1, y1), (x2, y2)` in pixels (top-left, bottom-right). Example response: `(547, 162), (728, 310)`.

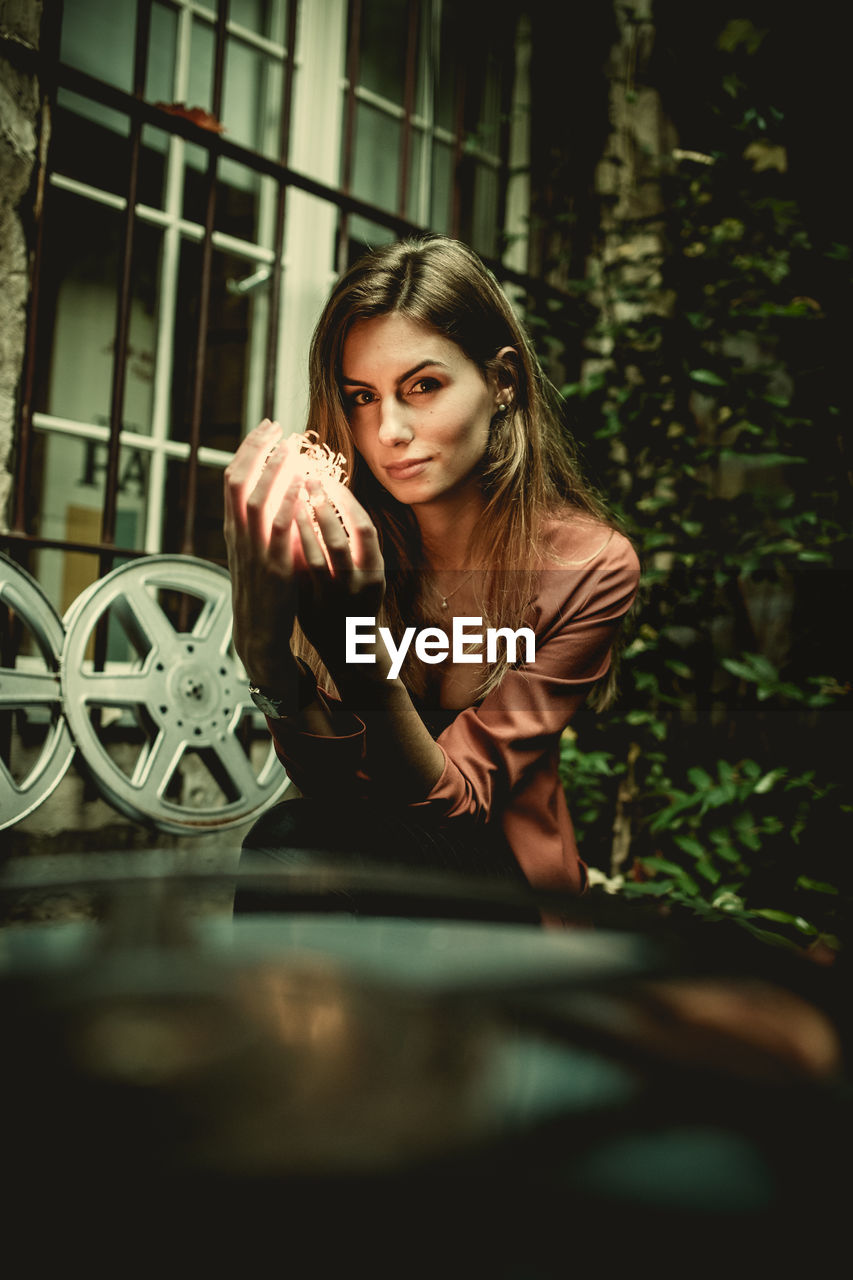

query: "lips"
(383, 457), (431, 479)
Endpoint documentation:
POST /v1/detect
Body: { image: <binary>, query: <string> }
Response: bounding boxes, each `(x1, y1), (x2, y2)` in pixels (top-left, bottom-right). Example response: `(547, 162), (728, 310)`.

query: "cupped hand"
(223, 419), (304, 686)
(290, 476), (386, 673)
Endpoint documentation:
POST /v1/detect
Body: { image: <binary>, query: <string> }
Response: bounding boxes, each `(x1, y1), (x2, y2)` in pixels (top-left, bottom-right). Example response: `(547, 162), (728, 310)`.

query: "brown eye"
(347, 390), (375, 409)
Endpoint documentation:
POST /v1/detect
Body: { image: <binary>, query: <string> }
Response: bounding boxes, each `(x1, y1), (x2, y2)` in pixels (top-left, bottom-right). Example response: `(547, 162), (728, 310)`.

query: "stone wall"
(0, 0), (44, 531)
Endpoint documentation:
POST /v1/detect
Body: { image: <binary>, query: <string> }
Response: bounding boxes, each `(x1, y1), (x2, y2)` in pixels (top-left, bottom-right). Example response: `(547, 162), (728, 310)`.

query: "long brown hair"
(297, 235), (624, 707)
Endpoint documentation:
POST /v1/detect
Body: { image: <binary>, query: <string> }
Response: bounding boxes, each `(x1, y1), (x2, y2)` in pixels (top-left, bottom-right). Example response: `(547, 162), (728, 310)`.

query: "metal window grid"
(2, 0), (565, 583)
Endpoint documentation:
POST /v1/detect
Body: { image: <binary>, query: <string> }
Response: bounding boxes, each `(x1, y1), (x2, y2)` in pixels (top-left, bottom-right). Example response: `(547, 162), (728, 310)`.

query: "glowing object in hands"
(261, 429), (350, 567)
(270, 430), (349, 503)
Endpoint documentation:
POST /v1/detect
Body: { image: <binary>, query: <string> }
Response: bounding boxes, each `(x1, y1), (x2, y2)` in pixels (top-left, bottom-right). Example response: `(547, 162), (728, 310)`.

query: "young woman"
(224, 236), (639, 910)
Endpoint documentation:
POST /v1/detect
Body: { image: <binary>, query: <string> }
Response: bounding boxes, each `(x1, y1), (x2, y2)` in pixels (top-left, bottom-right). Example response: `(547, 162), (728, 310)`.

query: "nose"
(377, 397), (414, 447)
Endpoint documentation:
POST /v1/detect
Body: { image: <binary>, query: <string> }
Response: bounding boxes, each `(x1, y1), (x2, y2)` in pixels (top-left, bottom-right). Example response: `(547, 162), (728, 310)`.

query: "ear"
(492, 346), (519, 408)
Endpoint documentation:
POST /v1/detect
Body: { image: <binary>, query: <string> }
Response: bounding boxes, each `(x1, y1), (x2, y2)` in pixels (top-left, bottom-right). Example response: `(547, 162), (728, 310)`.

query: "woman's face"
(340, 312), (502, 509)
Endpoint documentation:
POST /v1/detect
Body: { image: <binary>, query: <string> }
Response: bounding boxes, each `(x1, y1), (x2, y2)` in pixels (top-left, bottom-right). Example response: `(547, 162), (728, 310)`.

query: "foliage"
(544, 12), (852, 954)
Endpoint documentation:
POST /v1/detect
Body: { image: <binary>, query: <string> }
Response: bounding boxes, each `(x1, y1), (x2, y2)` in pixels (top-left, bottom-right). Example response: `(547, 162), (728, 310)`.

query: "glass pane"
(351, 101), (400, 213)
(216, 162), (278, 248)
(223, 39), (285, 158)
(162, 459), (229, 563)
(471, 162), (499, 258)
(138, 125), (171, 210)
(60, 0), (137, 93)
(123, 220), (164, 436)
(29, 546), (98, 625)
(430, 138), (453, 234)
(36, 190), (162, 438)
(188, 16), (216, 117)
(182, 142), (212, 225)
(36, 188), (121, 428)
(146, 1), (178, 104)
(407, 125), (438, 226)
(230, 0), (289, 42)
(52, 91), (130, 196)
(358, 0), (410, 105)
(32, 431), (150, 574)
(169, 242), (270, 452)
(436, 4), (462, 132)
(473, 46), (504, 157)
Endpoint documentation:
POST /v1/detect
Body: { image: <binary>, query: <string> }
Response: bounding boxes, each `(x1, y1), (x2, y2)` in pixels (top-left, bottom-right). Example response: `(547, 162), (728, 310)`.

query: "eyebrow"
(340, 359), (449, 389)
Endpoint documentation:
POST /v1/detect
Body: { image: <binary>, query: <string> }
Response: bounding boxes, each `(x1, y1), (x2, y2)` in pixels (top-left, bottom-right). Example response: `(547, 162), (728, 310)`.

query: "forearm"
(327, 648), (445, 800)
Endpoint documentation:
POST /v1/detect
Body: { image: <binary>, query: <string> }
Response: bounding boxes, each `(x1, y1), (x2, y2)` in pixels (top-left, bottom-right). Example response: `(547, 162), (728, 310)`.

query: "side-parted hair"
(297, 235), (625, 707)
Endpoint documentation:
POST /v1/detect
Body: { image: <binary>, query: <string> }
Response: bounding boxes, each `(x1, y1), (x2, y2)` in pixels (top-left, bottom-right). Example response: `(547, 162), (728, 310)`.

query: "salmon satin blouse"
(266, 518), (640, 894)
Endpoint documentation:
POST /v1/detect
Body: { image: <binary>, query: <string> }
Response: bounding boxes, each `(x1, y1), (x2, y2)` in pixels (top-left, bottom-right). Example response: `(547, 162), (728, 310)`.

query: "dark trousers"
(233, 797), (540, 923)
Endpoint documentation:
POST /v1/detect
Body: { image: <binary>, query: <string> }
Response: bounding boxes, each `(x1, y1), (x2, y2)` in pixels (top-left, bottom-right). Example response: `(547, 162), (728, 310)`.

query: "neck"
(415, 489), (486, 571)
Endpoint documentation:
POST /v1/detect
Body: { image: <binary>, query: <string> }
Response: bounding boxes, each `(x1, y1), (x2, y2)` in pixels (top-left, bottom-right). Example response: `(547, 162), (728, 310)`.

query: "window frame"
(5, 0), (542, 589)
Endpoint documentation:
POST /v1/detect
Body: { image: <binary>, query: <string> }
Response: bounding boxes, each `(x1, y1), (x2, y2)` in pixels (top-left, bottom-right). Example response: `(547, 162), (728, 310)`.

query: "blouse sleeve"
(411, 528), (640, 824)
(264, 694), (367, 798)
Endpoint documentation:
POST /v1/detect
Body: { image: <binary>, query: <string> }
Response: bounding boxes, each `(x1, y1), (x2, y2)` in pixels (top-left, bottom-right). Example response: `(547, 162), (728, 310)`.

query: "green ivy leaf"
(754, 768), (786, 794)
(795, 876), (839, 896)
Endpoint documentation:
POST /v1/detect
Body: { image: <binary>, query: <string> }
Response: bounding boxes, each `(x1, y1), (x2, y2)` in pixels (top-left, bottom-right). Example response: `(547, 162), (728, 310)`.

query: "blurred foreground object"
(0, 857), (847, 1270)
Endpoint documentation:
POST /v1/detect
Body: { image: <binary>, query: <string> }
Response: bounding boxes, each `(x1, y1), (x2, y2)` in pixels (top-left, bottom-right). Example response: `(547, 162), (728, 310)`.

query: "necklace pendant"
(440, 598), (448, 610)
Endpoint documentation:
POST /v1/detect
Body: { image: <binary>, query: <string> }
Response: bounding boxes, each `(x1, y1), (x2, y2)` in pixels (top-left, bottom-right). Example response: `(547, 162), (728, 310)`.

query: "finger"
(320, 479), (383, 571)
(293, 500), (332, 572)
(266, 475), (303, 567)
(223, 419), (283, 529)
(305, 480), (353, 574)
(245, 437), (301, 545)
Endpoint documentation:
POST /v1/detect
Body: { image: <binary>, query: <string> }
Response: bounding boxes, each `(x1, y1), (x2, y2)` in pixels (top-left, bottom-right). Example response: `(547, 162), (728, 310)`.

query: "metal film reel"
(0, 554), (75, 830)
(60, 556), (291, 834)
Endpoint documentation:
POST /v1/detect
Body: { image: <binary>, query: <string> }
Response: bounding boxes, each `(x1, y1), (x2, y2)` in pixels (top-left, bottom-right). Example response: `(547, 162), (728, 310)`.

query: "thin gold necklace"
(436, 571), (475, 611)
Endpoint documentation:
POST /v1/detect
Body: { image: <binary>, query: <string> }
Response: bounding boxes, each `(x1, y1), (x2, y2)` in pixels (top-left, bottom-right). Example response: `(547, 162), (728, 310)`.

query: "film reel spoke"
(0, 667), (62, 708)
(71, 670), (154, 709)
(60, 556), (290, 833)
(133, 723), (186, 796)
(0, 555), (75, 830)
(118, 578), (187, 665)
(208, 731), (265, 802)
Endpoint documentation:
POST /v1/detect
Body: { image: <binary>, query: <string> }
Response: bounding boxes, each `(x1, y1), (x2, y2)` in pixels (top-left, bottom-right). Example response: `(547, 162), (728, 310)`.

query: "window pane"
(36, 189), (121, 428)
(188, 16), (216, 117)
(436, 4), (462, 132)
(32, 431), (150, 565)
(478, 55), (503, 157)
(36, 191), (162, 438)
(351, 101), (400, 213)
(430, 138), (453, 233)
(182, 142), (212, 225)
(182, 154), (278, 248)
(60, 0), (137, 93)
(230, 0), (289, 42)
(471, 162), (499, 258)
(146, 2), (178, 103)
(138, 124), (171, 210)
(169, 242), (270, 451)
(53, 92), (130, 196)
(223, 38), (285, 158)
(162, 459), (228, 563)
(357, 0), (409, 106)
(216, 161), (278, 248)
(406, 125), (426, 225)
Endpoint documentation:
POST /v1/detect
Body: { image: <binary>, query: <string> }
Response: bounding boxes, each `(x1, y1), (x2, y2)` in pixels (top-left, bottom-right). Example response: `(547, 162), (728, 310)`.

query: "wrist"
(248, 656), (317, 718)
